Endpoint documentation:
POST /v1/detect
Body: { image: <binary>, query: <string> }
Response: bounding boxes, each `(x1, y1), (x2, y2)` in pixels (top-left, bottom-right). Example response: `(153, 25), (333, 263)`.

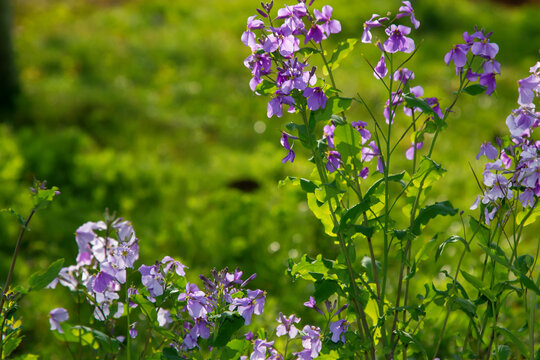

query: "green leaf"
(360, 256), (381, 284)
(285, 122), (314, 148)
(162, 347), (183, 359)
(288, 254), (335, 282)
(365, 172), (406, 199)
(279, 177), (319, 193)
(495, 345), (511, 360)
(514, 254), (534, 274)
(495, 326), (529, 358)
(451, 297), (477, 317)
(297, 47), (322, 56)
(28, 258), (64, 292)
(462, 84), (487, 96)
(403, 94), (440, 120)
(435, 235), (469, 262)
(307, 192), (336, 236)
(461, 270), (496, 302)
(132, 294), (158, 322)
(313, 96), (353, 123)
(1, 208), (26, 227)
(412, 201), (457, 236)
(323, 39), (358, 76)
(221, 339), (249, 360)
(394, 330), (428, 357)
(210, 312), (245, 347)
(33, 186), (60, 211)
(336, 197), (378, 233)
(254, 79), (276, 95)
(12, 355), (39, 360)
(314, 279), (341, 303)
(3, 334), (22, 358)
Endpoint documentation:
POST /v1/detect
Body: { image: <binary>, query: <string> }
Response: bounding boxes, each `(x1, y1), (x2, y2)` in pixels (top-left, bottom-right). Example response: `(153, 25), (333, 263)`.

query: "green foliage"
(28, 258), (64, 292)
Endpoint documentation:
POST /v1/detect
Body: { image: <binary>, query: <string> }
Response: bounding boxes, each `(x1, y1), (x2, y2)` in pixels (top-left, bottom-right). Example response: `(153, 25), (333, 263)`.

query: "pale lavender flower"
(178, 283), (210, 319)
(49, 308), (69, 334)
(470, 32), (499, 60)
(299, 325), (322, 358)
(305, 25), (325, 44)
(233, 289), (266, 325)
(250, 339), (275, 360)
(267, 93), (295, 118)
(476, 142), (499, 160)
(129, 322), (138, 338)
(276, 313), (300, 338)
(323, 123), (336, 149)
(329, 319), (348, 343)
(393, 68), (414, 84)
(444, 44), (470, 70)
(518, 74), (540, 106)
(303, 296), (324, 316)
(139, 264), (164, 298)
(158, 308), (173, 327)
(161, 256), (187, 277)
(406, 142), (423, 160)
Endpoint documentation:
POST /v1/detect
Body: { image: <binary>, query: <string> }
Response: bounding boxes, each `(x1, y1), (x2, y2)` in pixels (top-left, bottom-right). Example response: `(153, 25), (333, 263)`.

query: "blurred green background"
(0, 0), (539, 357)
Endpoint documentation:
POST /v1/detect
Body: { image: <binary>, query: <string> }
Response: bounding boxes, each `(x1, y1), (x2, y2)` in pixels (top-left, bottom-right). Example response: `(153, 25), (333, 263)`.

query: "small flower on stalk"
(470, 31), (499, 60)
(479, 60), (501, 96)
(158, 308), (173, 327)
(139, 264), (164, 298)
(303, 87), (327, 111)
(396, 1), (420, 29)
(444, 44), (470, 71)
(326, 151), (341, 172)
(161, 256), (187, 277)
(294, 325), (322, 359)
(313, 5), (341, 38)
(49, 308), (69, 334)
(280, 132), (298, 163)
(373, 54), (388, 79)
(323, 123), (336, 149)
(267, 93), (295, 118)
(276, 313), (301, 338)
(393, 68), (415, 84)
(384, 25), (415, 54)
(351, 121), (371, 144)
(129, 322), (138, 338)
(476, 141), (498, 160)
(250, 339), (275, 360)
(303, 296), (324, 316)
(232, 289), (266, 325)
(406, 142), (423, 160)
(361, 14), (387, 44)
(329, 319), (348, 343)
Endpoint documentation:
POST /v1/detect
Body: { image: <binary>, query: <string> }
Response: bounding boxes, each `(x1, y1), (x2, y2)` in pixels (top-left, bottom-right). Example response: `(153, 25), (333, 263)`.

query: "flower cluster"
(445, 28), (500, 95)
(48, 218), (139, 321)
(242, 1), (341, 118)
(472, 62), (540, 223)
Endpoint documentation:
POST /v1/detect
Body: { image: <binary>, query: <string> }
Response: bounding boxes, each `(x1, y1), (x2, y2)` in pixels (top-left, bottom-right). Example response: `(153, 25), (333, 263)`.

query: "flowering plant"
(1, 1), (539, 359)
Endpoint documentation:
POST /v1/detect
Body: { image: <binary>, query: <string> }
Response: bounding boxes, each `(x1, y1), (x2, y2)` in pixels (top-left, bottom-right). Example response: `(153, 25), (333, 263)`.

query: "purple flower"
(396, 1), (420, 29)
(476, 142), (499, 160)
(519, 188), (535, 208)
(49, 308), (69, 333)
(250, 339), (275, 360)
(360, 167), (369, 179)
(425, 97), (444, 119)
(161, 256), (187, 277)
(384, 25), (415, 54)
(304, 296), (325, 316)
(393, 68), (415, 84)
(158, 308), (173, 327)
(305, 25), (325, 44)
(303, 87), (327, 111)
(444, 44), (470, 70)
(479, 59), (501, 96)
(326, 151), (341, 172)
(329, 319), (348, 343)
(139, 264), (164, 298)
(471, 34), (499, 60)
(361, 14), (387, 43)
(178, 283), (210, 319)
(280, 132), (298, 163)
(233, 289), (266, 325)
(313, 5), (341, 37)
(242, 16), (264, 51)
(276, 313), (301, 338)
(129, 322), (138, 338)
(93, 270), (115, 293)
(406, 142), (423, 160)
(323, 123), (336, 149)
(351, 121), (371, 144)
(518, 74), (540, 106)
(373, 54), (388, 79)
(298, 325), (322, 359)
(267, 93), (295, 118)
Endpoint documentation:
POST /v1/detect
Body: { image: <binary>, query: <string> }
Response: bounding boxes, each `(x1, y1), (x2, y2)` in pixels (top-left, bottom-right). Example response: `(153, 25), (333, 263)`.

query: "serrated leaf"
(279, 177), (319, 193)
(28, 258), (64, 292)
(289, 254), (335, 282)
(33, 187), (60, 211)
(3, 334), (22, 357)
(412, 201), (457, 235)
(323, 39), (358, 76)
(462, 84), (487, 96)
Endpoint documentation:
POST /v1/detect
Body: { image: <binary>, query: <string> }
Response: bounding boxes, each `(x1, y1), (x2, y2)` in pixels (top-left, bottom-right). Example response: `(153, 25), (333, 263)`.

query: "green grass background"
(0, 0), (539, 357)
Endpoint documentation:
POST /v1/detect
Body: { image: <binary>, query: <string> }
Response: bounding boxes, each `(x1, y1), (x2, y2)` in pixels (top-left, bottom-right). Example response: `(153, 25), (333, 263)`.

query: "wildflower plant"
(2, 1), (539, 360)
